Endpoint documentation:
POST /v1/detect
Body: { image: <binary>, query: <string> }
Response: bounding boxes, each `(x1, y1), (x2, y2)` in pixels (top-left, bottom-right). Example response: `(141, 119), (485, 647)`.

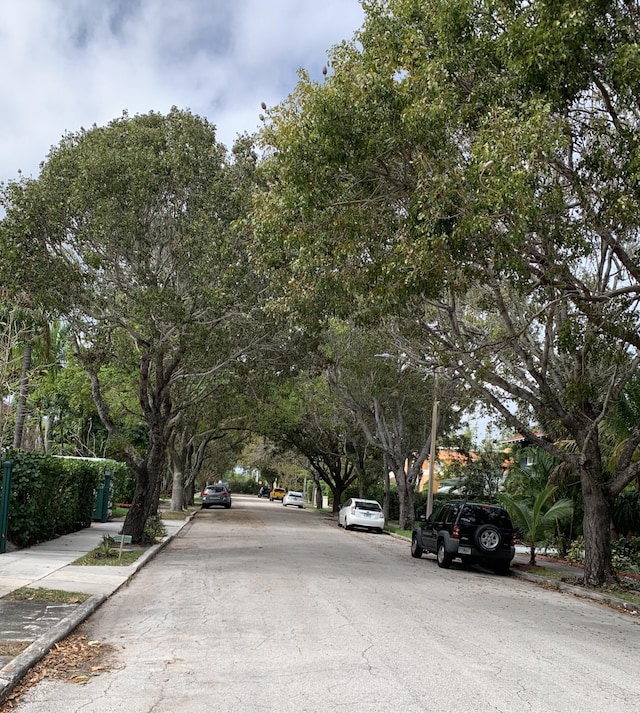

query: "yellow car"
(269, 488), (287, 502)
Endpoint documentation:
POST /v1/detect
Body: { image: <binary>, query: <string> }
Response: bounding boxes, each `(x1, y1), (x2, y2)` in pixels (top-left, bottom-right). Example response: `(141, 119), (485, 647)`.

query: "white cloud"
(0, 0), (365, 182)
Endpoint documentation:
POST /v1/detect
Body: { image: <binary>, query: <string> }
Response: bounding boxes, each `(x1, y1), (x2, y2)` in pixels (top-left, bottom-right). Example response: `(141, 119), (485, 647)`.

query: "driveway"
(9, 494), (640, 712)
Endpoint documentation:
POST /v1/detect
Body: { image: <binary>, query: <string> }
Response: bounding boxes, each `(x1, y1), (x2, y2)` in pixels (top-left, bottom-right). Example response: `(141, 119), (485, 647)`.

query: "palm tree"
(11, 315), (66, 451)
(499, 485), (574, 566)
(503, 447), (558, 501)
(602, 373), (640, 489)
(553, 375), (640, 538)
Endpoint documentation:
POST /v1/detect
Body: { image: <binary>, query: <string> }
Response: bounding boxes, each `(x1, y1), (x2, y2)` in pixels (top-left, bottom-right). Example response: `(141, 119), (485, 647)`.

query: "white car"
(282, 491), (304, 508)
(338, 498), (385, 532)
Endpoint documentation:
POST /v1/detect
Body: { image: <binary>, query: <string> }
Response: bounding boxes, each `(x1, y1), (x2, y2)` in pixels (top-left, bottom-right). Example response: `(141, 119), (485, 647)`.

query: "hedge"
(0, 451), (130, 548)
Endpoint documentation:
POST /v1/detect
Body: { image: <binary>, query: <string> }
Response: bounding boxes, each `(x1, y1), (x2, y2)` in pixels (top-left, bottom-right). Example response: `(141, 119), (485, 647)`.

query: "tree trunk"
(184, 479), (195, 507)
(396, 478), (415, 530)
(43, 414), (50, 454)
(123, 424), (167, 542)
(168, 437), (187, 511)
(382, 454), (391, 522)
(124, 463), (154, 543)
(170, 467), (185, 511)
(12, 341), (31, 449)
(313, 473), (323, 508)
(581, 471), (615, 586)
(390, 455), (417, 531)
(529, 543), (536, 566)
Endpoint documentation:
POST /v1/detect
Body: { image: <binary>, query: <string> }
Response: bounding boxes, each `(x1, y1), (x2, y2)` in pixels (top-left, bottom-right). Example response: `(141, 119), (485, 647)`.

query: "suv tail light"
(511, 531), (517, 546)
(452, 524), (460, 539)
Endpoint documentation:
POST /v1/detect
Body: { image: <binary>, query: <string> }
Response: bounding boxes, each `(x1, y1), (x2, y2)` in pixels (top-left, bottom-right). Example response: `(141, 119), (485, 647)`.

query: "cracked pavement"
(7, 495), (640, 712)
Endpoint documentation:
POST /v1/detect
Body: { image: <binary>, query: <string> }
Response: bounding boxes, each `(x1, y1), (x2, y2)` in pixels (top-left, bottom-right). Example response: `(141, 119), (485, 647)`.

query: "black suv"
(411, 501), (516, 575)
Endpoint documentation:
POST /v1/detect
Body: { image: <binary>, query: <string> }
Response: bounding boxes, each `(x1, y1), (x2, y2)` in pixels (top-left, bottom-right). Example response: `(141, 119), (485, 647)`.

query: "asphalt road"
(10, 494), (640, 712)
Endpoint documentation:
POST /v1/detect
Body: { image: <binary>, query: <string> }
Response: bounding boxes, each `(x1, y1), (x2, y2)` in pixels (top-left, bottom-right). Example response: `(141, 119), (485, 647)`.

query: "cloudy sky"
(0, 0), (365, 185)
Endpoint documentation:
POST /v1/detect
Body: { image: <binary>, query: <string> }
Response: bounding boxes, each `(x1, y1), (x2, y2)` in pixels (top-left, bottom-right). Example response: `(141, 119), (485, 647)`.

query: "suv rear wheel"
(492, 562), (511, 576)
(411, 534), (423, 559)
(437, 540), (453, 568)
(475, 524), (501, 552)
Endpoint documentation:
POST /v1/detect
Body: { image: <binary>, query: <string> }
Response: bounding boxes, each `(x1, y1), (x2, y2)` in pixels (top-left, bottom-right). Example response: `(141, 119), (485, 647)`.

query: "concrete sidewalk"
(0, 515), (190, 703)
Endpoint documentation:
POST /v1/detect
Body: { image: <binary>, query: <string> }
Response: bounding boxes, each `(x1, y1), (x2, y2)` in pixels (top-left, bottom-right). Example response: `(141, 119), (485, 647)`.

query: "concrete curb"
(390, 529), (640, 616)
(0, 516), (191, 705)
(0, 594), (106, 702)
(511, 570), (640, 615)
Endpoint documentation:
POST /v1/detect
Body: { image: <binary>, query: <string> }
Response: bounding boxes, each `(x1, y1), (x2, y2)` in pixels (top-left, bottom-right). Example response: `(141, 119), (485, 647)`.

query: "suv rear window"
(459, 504), (511, 528)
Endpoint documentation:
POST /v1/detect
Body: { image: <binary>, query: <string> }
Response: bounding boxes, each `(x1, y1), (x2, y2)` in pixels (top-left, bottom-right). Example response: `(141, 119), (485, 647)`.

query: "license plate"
(458, 546), (471, 555)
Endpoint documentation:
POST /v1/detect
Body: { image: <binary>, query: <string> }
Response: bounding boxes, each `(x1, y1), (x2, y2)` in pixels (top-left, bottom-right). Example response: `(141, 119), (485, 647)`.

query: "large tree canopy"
(255, 0), (640, 585)
(322, 319), (463, 528)
(1, 109), (264, 541)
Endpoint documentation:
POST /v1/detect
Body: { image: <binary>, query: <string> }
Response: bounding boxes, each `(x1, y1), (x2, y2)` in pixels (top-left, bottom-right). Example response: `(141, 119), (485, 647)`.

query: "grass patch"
(385, 523), (412, 538)
(513, 564), (564, 579)
(514, 564), (640, 608)
(158, 509), (190, 520)
(111, 506), (129, 518)
(72, 547), (146, 566)
(3, 587), (91, 603)
(603, 585), (640, 606)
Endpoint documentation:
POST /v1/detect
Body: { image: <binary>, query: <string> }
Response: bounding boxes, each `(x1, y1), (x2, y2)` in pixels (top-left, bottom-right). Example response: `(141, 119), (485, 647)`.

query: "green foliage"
(566, 537), (585, 565)
(253, 0), (640, 586)
(2, 450), (102, 547)
(611, 537), (640, 573)
(503, 447), (582, 555)
(223, 475), (265, 495)
(143, 514), (167, 545)
(441, 448), (505, 500)
(3, 587), (91, 603)
(499, 485), (574, 564)
(613, 490), (640, 537)
(110, 461), (136, 505)
(503, 448), (558, 501)
(95, 535), (118, 559)
(240, 370), (366, 509)
(1, 107), (264, 543)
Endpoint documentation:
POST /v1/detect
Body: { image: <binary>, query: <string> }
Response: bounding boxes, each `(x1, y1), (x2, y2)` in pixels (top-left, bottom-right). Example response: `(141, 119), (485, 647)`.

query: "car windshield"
(210, 486), (226, 493)
(459, 505), (511, 527)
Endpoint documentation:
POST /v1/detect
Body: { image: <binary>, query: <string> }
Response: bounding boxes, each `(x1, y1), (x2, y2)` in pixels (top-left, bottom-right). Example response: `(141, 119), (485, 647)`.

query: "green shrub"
(95, 534), (118, 559)
(143, 514), (167, 544)
(564, 536), (640, 572)
(225, 476), (261, 495)
(1, 451), (113, 548)
(566, 537), (585, 565)
(613, 491), (640, 537)
(111, 462), (136, 504)
(4, 452), (56, 546)
(611, 537), (640, 573)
